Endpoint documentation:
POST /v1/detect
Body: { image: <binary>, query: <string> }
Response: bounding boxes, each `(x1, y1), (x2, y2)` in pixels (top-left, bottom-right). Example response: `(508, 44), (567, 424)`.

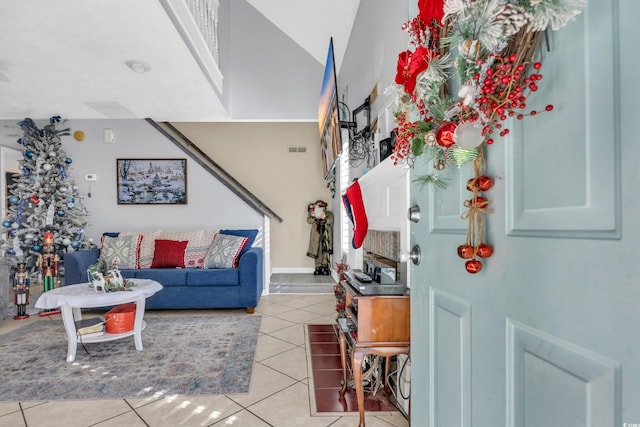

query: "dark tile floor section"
(307, 324), (398, 413)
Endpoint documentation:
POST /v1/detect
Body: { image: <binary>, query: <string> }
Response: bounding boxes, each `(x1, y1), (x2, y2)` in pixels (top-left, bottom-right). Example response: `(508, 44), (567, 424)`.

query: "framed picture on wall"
(116, 159), (187, 205)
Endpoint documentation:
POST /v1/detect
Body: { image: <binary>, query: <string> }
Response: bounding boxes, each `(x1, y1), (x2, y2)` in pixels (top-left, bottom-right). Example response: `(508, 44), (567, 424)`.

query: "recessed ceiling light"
(125, 60), (152, 74)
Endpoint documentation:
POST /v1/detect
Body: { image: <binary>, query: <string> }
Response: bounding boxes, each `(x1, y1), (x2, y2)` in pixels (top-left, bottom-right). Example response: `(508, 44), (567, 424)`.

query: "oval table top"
(35, 278), (163, 310)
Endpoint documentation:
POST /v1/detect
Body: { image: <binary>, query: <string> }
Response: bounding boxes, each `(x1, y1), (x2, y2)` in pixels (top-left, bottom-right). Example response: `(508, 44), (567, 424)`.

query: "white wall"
(337, 0), (408, 130)
(334, 0), (410, 272)
(0, 119), (263, 244)
(223, 0), (323, 121)
(162, 121), (332, 272)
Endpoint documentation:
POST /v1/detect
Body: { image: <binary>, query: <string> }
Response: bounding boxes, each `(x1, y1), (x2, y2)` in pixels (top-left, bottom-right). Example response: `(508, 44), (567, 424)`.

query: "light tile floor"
(0, 283), (410, 427)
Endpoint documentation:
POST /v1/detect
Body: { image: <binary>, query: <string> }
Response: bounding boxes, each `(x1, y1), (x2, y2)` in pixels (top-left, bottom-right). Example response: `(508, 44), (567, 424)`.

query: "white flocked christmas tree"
(1, 116), (93, 274)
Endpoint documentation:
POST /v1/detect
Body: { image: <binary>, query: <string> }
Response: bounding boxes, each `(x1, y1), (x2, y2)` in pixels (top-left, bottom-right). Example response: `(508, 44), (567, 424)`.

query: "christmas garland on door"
(387, 0), (586, 273)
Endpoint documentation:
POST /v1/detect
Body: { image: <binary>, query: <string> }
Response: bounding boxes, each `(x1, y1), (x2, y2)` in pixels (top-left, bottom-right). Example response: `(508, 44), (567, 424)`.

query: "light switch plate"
(103, 129), (115, 144)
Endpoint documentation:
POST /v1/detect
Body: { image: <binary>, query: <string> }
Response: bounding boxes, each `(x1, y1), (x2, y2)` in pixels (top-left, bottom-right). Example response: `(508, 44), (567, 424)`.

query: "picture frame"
(116, 159), (187, 205)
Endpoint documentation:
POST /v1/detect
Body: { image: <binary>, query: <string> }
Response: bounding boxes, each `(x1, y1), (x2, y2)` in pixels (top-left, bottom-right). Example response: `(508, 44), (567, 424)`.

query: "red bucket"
(105, 303), (136, 333)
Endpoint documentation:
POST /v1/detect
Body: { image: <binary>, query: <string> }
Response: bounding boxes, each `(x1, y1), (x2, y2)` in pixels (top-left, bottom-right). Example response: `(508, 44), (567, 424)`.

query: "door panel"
(506, 0), (619, 238)
(428, 163), (473, 234)
(506, 319), (620, 427)
(430, 288), (471, 427)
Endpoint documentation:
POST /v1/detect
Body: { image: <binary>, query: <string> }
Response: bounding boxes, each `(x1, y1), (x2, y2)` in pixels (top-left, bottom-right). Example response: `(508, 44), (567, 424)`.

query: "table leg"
(133, 297), (145, 351)
(353, 349), (366, 427)
(384, 356), (391, 394)
(60, 305), (77, 363)
(338, 329), (348, 396)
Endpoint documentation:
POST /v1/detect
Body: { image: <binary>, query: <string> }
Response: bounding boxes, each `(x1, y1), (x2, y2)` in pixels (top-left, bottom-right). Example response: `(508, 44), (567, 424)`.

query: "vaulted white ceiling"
(0, 0), (359, 122)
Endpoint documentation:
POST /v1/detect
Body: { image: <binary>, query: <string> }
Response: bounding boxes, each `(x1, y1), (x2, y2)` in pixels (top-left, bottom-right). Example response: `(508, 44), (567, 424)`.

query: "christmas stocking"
(342, 179), (368, 249)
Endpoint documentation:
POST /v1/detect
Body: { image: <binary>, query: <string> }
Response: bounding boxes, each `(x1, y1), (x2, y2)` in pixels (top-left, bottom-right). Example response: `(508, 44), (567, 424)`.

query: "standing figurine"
(37, 230), (60, 316)
(13, 262), (30, 319)
(38, 230), (59, 293)
(306, 200), (333, 275)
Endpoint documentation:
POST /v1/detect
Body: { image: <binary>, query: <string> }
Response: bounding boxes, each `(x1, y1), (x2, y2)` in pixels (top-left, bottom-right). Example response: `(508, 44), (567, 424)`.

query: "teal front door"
(408, 0), (638, 425)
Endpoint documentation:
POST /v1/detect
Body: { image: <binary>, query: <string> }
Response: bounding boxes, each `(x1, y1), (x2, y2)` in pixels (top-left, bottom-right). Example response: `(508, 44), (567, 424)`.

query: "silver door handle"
(410, 245), (421, 265)
(408, 205), (420, 223)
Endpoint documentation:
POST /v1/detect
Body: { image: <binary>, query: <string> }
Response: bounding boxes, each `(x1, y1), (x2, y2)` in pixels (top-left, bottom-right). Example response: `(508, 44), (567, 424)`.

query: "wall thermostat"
(85, 174), (97, 181)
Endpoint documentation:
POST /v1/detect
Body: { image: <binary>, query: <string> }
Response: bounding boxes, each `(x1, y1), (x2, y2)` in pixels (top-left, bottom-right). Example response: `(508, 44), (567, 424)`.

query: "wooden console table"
(337, 277), (410, 427)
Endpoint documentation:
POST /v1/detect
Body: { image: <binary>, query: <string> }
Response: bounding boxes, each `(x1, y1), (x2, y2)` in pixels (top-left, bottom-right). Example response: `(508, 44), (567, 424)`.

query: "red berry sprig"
(464, 53), (555, 141)
(390, 112), (418, 165)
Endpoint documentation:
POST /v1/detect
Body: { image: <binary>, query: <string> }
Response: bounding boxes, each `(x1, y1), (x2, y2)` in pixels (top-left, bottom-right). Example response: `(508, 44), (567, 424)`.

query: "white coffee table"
(35, 278), (163, 362)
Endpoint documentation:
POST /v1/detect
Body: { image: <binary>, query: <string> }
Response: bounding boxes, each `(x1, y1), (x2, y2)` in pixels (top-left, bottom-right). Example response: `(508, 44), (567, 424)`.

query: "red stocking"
(342, 179), (368, 249)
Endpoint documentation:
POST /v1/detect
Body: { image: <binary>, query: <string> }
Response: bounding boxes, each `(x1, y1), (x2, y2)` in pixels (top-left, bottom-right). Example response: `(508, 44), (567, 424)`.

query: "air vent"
(288, 146), (307, 153)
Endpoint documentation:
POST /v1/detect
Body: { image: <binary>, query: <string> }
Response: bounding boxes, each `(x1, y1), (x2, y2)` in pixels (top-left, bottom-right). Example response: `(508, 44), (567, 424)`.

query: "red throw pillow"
(151, 239), (188, 268)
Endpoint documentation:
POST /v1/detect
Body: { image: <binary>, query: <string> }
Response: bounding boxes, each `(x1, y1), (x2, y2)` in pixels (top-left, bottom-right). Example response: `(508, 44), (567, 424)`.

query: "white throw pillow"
(121, 230), (161, 269)
(204, 234), (249, 268)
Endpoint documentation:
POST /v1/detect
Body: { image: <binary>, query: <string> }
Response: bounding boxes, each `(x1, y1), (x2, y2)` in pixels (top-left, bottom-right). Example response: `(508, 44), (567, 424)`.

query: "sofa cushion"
(220, 229), (258, 257)
(187, 269), (239, 287)
(151, 239), (188, 268)
(204, 234), (248, 268)
(99, 234), (142, 269)
(131, 268), (189, 286)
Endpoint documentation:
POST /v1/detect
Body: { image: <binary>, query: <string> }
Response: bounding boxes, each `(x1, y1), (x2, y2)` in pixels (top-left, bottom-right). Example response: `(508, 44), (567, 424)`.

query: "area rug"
(0, 315), (261, 401)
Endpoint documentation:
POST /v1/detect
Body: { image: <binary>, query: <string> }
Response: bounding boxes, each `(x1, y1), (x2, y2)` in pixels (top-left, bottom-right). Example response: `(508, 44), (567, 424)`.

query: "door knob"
(410, 245), (421, 265)
(398, 245), (422, 265)
(408, 205), (420, 223)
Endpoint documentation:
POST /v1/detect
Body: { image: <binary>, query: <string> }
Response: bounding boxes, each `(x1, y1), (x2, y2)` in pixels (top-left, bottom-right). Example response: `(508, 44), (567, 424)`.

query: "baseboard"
(272, 267), (316, 274)
(271, 267), (339, 283)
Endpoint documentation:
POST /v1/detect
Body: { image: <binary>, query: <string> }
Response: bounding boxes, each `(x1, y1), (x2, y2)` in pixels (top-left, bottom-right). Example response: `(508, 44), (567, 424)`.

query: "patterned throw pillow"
(204, 234), (249, 269)
(219, 229), (258, 257)
(156, 230), (218, 268)
(150, 239), (189, 268)
(99, 234), (142, 269)
(121, 230), (162, 269)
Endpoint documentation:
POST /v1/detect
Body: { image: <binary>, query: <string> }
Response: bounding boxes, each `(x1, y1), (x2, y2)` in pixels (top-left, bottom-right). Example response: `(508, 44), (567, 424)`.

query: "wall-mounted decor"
(116, 159), (187, 205)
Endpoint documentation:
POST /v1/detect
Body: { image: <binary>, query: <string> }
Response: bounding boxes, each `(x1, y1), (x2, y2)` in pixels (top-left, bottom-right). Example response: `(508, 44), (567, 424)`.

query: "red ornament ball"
(457, 244), (475, 259)
(476, 175), (493, 191)
(471, 196), (489, 208)
(476, 243), (493, 258)
(466, 178), (475, 192)
(465, 259), (483, 274)
(436, 122), (457, 148)
(466, 175), (493, 192)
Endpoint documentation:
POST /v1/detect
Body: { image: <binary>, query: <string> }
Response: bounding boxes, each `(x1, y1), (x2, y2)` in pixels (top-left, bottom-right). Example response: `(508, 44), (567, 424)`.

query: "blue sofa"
(63, 246), (264, 313)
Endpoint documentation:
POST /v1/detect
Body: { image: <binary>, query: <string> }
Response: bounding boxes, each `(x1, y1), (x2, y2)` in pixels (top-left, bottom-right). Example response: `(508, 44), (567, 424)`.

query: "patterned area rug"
(0, 315), (261, 401)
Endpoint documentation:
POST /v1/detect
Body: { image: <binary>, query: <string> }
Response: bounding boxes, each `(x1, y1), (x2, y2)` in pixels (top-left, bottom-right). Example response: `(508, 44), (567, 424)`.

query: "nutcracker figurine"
(37, 230), (60, 316)
(12, 262), (30, 319)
